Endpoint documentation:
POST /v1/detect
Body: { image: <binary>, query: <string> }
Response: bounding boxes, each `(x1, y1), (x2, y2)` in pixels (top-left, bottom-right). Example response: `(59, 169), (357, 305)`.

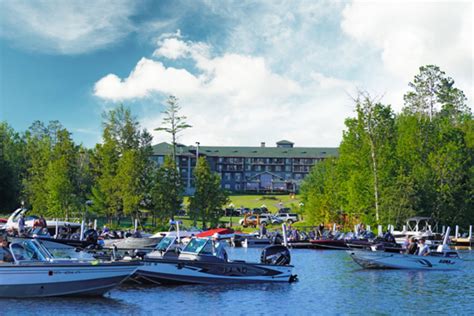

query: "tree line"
(0, 97), (228, 228)
(301, 65), (473, 228)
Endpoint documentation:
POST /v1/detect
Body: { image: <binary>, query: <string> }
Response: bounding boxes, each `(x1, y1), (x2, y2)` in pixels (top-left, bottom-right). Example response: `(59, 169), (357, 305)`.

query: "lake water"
(2, 247), (473, 315)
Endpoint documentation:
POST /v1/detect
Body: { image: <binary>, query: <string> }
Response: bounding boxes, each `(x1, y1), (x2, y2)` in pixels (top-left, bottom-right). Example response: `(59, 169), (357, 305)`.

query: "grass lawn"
(184, 194), (302, 214)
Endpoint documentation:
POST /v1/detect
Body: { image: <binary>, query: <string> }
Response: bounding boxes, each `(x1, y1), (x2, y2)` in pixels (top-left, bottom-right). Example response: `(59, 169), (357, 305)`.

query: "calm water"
(2, 247), (474, 315)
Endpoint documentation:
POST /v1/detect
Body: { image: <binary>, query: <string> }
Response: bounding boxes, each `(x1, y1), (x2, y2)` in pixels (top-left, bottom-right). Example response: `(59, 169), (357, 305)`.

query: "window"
(235, 184), (240, 191)
(224, 184), (231, 189)
(158, 156), (164, 164)
(224, 173), (231, 181)
(235, 173), (241, 181)
(275, 166), (281, 172)
(285, 166), (291, 172)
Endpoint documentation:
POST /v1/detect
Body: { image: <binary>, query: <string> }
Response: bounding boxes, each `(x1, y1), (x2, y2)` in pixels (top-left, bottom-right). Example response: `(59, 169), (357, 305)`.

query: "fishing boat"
(135, 237), (296, 284)
(0, 239), (138, 298)
(391, 217), (443, 246)
(348, 227), (463, 270)
(348, 249), (463, 270)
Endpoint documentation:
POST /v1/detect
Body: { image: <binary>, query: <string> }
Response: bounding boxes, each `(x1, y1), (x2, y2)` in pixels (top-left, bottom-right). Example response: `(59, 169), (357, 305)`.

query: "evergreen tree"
(154, 95), (192, 163)
(151, 156), (183, 224)
(189, 157), (228, 229)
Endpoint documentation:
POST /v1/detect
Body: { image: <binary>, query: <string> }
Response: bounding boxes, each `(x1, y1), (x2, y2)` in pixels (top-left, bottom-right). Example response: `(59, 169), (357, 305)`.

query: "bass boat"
(135, 236), (297, 284)
(0, 239), (138, 298)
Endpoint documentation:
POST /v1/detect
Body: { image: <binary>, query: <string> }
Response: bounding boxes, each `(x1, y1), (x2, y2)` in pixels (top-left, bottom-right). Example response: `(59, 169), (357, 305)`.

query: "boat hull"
(309, 239), (348, 250)
(0, 262), (138, 298)
(348, 250), (463, 270)
(135, 259), (294, 284)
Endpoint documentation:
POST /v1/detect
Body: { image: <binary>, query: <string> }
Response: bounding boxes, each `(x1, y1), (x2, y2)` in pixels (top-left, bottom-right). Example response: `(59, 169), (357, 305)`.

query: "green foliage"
(302, 65), (473, 228)
(189, 157), (229, 229)
(0, 122), (26, 210)
(151, 156), (183, 223)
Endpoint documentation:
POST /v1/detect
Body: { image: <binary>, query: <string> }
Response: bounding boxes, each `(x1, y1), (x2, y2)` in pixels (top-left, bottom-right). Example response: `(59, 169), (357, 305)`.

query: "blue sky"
(0, 0), (472, 148)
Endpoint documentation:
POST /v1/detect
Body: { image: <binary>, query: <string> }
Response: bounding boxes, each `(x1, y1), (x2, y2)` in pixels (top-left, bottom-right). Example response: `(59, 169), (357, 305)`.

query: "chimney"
(261, 142), (266, 148)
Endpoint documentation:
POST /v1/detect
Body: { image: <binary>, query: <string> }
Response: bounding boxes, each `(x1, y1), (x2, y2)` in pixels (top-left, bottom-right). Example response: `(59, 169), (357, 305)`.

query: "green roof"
(152, 142), (338, 158)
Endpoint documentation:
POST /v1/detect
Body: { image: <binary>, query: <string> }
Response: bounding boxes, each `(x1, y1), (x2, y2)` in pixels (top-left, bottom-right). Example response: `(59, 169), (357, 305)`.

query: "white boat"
(0, 239), (138, 298)
(5, 207), (81, 234)
(391, 217), (443, 246)
(349, 226), (463, 271)
(348, 249), (463, 270)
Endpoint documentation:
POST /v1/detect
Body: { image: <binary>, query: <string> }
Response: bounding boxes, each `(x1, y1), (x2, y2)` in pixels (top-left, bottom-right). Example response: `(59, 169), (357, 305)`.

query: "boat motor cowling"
(260, 245), (291, 265)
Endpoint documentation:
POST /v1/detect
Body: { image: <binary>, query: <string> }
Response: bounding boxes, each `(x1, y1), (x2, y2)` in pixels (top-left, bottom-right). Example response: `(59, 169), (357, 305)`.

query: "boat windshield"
(155, 236), (176, 252)
(10, 240), (51, 262)
(182, 238), (213, 255)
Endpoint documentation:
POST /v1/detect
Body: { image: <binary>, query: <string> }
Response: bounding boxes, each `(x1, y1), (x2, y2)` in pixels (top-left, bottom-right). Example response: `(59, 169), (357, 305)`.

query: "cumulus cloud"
(341, 1), (473, 102)
(95, 36), (355, 146)
(95, 1), (472, 147)
(0, 0), (138, 54)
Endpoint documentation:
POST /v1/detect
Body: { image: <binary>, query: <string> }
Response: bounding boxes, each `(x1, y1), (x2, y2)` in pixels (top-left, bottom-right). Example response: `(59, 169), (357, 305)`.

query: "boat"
(391, 217), (443, 246)
(348, 227), (463, 270)
(348, 249), (463, 270)
(135, 236), (297, 284)
(0, 239), (138, 298)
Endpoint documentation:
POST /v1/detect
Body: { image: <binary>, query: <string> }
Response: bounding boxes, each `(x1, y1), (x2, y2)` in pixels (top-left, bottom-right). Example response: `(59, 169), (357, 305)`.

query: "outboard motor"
(260, 245), (291, 265)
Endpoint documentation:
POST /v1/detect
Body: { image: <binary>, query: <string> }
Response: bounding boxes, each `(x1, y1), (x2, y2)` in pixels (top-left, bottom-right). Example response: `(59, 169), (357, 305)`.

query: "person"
(0, 236), (13, 263)
(212, 233), (227, 261)
(259, 223), (267, 238)
(405, 237), (418, 255)
(416, 238), (430, 256)
(317, 223), (324, 239)
(39, 215), (47, 229)
(18, 214), (26, 237)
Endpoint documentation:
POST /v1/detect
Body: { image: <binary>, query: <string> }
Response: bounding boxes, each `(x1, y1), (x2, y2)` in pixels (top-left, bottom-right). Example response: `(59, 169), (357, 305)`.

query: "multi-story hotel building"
(151, 140), (338, 195)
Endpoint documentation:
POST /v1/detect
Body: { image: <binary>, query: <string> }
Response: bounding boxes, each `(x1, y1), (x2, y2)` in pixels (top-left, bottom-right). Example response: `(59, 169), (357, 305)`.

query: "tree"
(91, 105), (154, 224)
(189, 157), (228, 228)
(45, 128), (78, 219)
(0, 122), (26, 210)
(154, 95), (192, 163)
(151, 156), (183, 224)
(404, 65), (445, 121)
(300, 158), (340, 226)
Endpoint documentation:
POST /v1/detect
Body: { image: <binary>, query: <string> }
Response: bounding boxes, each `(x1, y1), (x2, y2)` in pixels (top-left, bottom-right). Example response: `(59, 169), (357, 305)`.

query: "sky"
(0, 0), (472, 148)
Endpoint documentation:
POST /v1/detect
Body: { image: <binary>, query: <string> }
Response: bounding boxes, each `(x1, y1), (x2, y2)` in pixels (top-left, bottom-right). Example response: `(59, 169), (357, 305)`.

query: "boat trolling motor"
(260, 245), (291, 265)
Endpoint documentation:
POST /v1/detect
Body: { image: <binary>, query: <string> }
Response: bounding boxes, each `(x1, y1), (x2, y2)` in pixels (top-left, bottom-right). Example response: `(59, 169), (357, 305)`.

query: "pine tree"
(189, 157), (228, 229)
(151, 156), (183, 224)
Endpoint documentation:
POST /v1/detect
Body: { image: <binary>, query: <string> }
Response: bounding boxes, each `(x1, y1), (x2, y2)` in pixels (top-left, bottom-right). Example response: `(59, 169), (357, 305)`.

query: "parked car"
(239, 214), (280, 227)
(224, 208), (241, 216)
(276, 213), (299, 224)
(252, 207), (269, 215)
(278, 207), (292, 214)
(236, 207), (251, 215)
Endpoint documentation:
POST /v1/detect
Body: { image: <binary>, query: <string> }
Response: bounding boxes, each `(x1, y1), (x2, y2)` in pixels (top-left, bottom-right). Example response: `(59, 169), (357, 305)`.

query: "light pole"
(195, 141), (200, 162)
(229, 203), (235, 227)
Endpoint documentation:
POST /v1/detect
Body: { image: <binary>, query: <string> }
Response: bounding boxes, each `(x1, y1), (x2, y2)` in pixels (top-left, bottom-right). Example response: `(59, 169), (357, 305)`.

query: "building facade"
(151, 140), (338, 195)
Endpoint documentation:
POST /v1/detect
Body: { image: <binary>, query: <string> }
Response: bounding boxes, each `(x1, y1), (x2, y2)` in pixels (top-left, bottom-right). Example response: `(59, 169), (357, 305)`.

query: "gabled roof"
(152, 142), (338, 158)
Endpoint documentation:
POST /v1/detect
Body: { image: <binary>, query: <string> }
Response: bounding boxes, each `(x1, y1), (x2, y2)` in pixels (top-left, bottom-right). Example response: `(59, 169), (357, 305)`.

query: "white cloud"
(95, 1), (472, 147)
(95, 36), (355, 147)
(0, 0), (138, 54)
(341, 0), (473, 103)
